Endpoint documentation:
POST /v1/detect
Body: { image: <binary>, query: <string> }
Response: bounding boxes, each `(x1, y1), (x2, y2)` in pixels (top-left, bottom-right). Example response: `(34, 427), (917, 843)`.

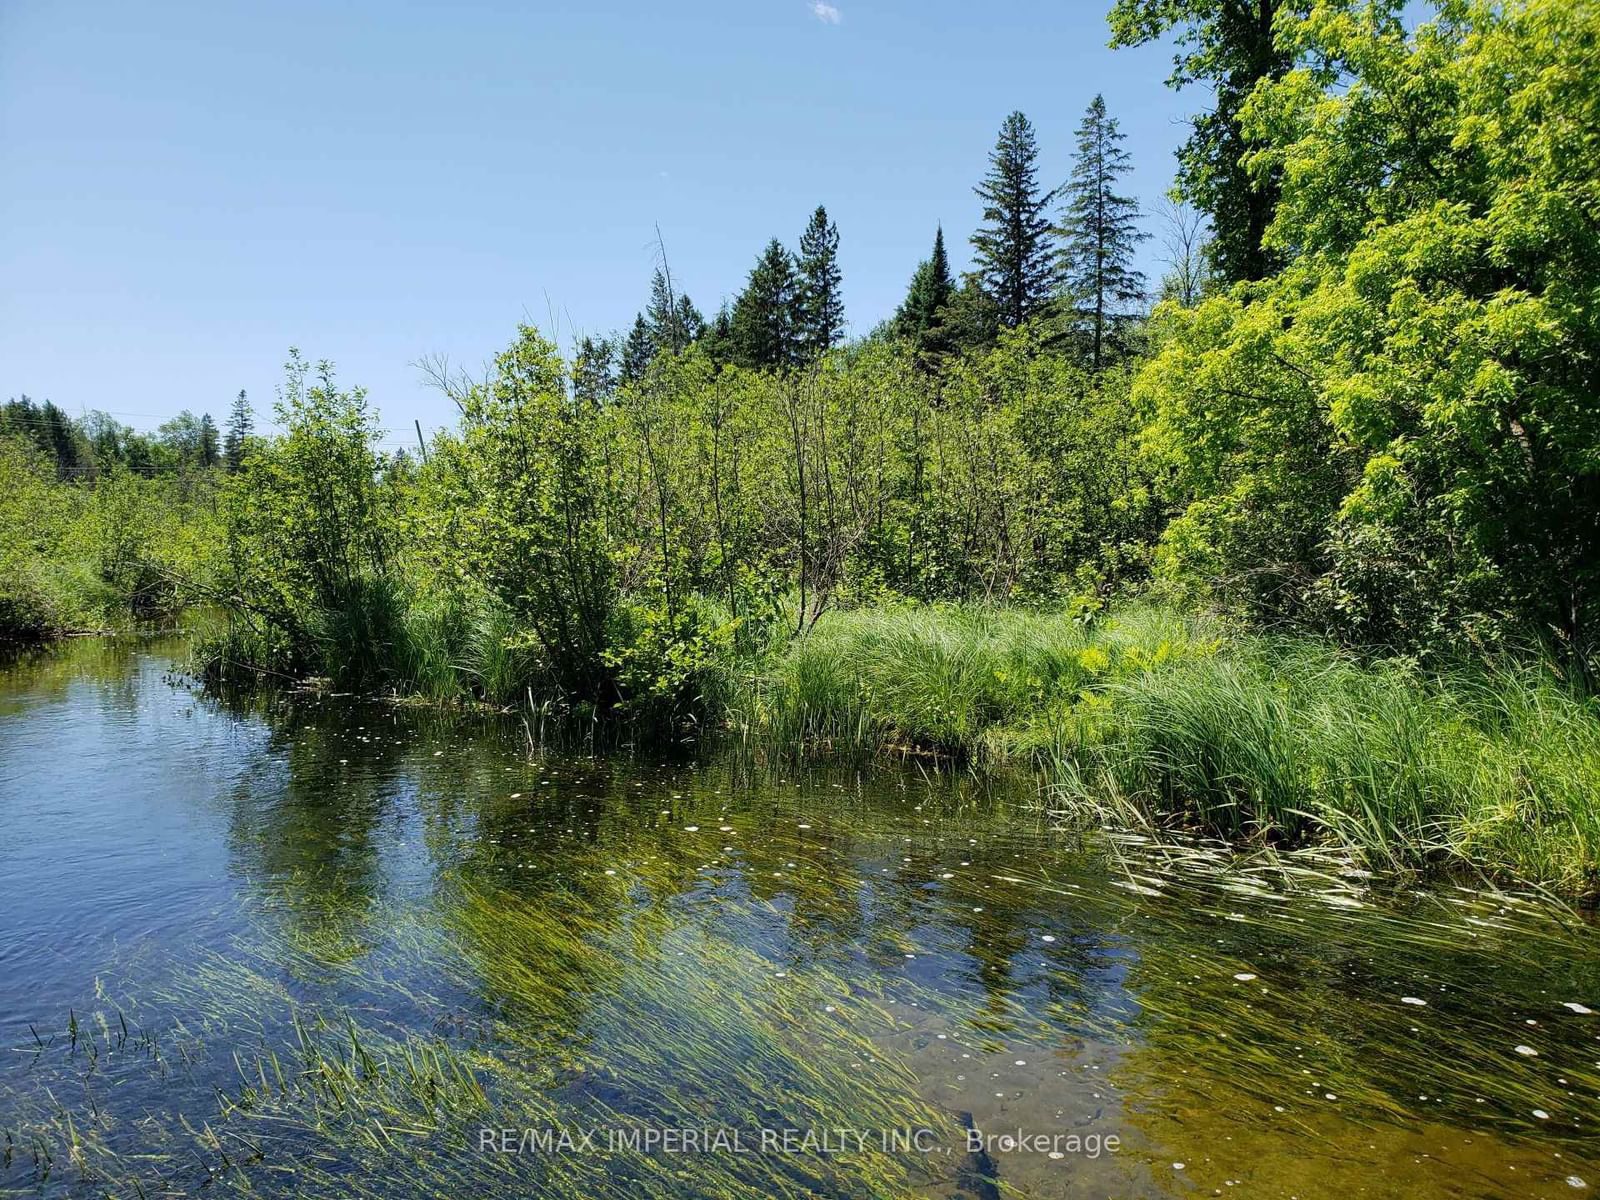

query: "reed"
(733, 605), (1600, 893)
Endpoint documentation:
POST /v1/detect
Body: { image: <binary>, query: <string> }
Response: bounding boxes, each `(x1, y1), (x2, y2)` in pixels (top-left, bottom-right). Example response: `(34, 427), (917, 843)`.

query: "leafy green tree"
(970, 111), (1059, 329)
(943, 276), (1002, 354)
(220, 351), (395, 677)
(1108, 0), (1303, 283)
(224, 389), (253, 471)
(159, 411), (205, 467)
(1058, 94), (1148, 369)
(1, 396), (87, 475)
(434, 327), (616, 700)
(728, 238), (801, 370)
(894, 225), (956, 366)
(1140, 0), (1600, 655)
(674, 294), (707, 346)
(699, 304), (735, 368)
(796, 205), (845, 359)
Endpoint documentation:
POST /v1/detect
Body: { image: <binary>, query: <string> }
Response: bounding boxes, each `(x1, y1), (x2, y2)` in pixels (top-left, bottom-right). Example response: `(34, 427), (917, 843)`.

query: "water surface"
(2, 637), (1597, 1198)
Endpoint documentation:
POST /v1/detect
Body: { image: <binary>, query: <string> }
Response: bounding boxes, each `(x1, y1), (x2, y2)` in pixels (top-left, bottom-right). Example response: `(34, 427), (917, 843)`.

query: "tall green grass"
(733, 605), (1600, 894)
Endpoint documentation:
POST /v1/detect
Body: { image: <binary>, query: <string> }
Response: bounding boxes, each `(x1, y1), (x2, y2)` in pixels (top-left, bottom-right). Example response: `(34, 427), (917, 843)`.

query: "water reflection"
(0, 636), (1597, 1199)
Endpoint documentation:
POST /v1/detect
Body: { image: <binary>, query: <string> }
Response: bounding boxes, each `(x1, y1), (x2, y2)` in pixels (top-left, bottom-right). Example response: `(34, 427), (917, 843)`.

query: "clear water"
(2, 636), (1598, 1198)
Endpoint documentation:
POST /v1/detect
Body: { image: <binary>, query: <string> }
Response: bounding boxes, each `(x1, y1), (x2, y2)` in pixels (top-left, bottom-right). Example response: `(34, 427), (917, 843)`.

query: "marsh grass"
(737, 606), (1600, 893)
(1, 867), (955, 1200)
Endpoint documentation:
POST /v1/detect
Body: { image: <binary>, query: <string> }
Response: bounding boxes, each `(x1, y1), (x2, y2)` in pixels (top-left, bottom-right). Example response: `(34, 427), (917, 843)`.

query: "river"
(1, 635), (1596, 1198)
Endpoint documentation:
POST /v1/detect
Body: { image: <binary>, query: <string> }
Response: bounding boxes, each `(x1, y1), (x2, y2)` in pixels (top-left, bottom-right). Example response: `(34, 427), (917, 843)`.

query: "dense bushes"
(0, 432), (216, 639)
(1138, 0), (1600, 657)
(198, 328), (1152, 718)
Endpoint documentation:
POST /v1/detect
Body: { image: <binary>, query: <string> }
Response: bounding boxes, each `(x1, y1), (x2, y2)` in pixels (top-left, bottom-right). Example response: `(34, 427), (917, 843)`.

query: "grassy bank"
(733, 606), (1600, 895)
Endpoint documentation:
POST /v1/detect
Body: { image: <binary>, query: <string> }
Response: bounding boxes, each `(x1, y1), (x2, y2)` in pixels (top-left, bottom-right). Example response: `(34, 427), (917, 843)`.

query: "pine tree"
(224, 389), (253, 471)
(728, 239), (800, 370)
(1058, 94), (1148, 369)
(970, 111), (1058, 330)
(198, 413), (220, 467)
(644, 269), (706, 354)
(943, 276), (1001, 354)
(674, 294), (706, 346)
(795, 205), (844, 360)
(619, 315), (657, 385)
(701, 304), (735, 368)
(572, 336), (617, 408)
(895, 226), (957, 366)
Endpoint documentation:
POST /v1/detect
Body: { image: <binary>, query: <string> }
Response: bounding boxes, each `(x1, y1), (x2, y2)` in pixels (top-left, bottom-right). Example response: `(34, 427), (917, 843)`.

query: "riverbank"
(736, 606), (1600, 896)
(196, 598), (1600, 898)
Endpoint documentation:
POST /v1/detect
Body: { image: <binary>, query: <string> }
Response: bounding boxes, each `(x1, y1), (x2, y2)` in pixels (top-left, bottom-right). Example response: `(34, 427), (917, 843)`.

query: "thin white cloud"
(811, 2), (841, 24)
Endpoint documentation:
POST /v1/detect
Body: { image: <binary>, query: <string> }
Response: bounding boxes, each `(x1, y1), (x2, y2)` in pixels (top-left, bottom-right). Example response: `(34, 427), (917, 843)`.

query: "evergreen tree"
(894, 225), (956, 365)
(795, 205), (844, 360)
(198, 413), (221, 467)
(224, 389), (253, 471)
(619, 315), (657, 385)
(1109, 0), (1298, 282)
(572, 336), (617, 408)
(700, 304), (735, 368)
(728, 239), (801, 370)
(1058, 94), (1148, 369)
(674, 294), (707, 346)
(943, 276), (1001, 354)
(644, 269), (705, 354)
(970, 111), (1058, 330)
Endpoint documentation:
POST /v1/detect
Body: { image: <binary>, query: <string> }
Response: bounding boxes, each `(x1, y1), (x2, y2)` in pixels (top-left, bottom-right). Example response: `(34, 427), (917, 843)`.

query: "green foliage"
(795, 204), (845, 359)
(729, 238), (802, 369)
(429, 326), (616, 700)
(1139, 0), (1600, 656)
(224, 389), (253, 470)
(893, 225), (956, 367)
(213, 350), (395, 681)
(1108, 0), (1303, 281)
(1058, 94), (1148, 369)
(970, 111), (1059, 329)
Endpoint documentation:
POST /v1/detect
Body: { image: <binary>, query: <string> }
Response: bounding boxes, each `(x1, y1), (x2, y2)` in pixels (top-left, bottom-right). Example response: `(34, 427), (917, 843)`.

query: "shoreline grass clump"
(735, 605), (1600, 894)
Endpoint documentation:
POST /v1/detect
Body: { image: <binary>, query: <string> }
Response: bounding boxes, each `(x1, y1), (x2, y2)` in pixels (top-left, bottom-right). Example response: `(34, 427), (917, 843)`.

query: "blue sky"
(1, 0), (1191, 447)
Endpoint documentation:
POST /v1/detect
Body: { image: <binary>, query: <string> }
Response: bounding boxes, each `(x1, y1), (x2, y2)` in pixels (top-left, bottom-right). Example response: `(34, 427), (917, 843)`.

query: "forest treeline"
(7, 0), (1600, 885)
(10, 0), (1593, 666)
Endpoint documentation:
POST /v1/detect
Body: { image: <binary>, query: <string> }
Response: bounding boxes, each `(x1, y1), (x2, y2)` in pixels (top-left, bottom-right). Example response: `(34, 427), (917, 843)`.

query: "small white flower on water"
(1041, 935), (1056, 943)
(1562, 1002), (1594, 1014)
(1516, 1045), (1539, 1056)
(1172, 1162), (1185, 1170)
(1401, 996), (1427, 1006)
(1234, 973), (1257, 982)
(1325, 1093), (1337, 1100)
(1048, 1151), (1064, 1160)
(684, 825), (699, 832)
(1533, 1109), (1550, 1119)
(798, 823), (811, 829)
(824, 1005), (836, 1012)
(1014, 1059), (1027, 1066)
(1566, 1176), (1586, 1189)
